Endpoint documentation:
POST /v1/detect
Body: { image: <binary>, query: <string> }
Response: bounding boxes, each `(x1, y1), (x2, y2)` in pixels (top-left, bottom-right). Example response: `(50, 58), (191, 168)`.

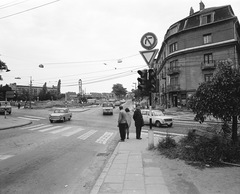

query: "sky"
(0, 0), (239, 94)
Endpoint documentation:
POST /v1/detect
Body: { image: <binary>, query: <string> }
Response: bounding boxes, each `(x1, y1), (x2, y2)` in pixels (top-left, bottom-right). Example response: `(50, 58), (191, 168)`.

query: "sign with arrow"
(139, 49), (159, 68)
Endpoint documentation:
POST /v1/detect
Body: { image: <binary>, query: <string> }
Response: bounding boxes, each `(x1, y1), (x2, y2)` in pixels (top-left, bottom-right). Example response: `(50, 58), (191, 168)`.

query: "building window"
(204, 53), (213, 63)
(170, 76), (178, 85)
(201, 13), (214, 25)
(168, 24), (179, 37)
(204, 74), (213, 82)
(169, 42), (178, 53)
(170, 60), (178, 68)
(203, 34), (212, 44)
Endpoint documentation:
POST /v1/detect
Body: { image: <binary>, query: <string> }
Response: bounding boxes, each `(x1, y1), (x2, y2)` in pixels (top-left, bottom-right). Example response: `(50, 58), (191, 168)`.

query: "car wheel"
(63, 118), (66, 122)
(68, 116), (71, 121)
(155, 121), (161, 127)
(168, 123), (173, 127)
(8, 111), (11, 114)
(50, 120), (53, 123)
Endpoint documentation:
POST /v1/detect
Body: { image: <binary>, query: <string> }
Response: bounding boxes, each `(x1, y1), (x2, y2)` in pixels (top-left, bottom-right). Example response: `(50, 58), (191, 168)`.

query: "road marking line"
(62, 128), (85, 137)
(96, 132), (113, 144)
(24, 115), (46, 119)
(17, 117), (40, 121)
(20, 124), (44, 130)
(77, 130), (97, 140)
(0, 154), (14, 160)
(29, 124), (53, 131)
(39, 126), (62, 132)
(49, 126), (73, 134)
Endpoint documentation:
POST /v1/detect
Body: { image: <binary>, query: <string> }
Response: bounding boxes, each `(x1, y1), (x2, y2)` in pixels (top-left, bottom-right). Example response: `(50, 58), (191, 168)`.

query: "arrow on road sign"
(139, 49), (159, 67)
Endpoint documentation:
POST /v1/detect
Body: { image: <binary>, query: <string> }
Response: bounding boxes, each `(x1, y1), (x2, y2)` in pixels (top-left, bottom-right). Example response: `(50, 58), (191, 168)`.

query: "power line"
(0, 0), (60, 20)
(0, 0), (32, 10)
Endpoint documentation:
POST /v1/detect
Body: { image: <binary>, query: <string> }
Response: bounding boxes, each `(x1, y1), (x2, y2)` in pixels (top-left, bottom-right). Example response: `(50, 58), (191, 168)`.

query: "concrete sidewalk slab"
(90, 133), (170, 194)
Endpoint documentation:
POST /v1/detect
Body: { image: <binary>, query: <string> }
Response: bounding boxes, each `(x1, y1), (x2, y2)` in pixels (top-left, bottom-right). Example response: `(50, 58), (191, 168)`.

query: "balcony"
(167, 84), (180, 92)
(201, 61), (216, 70)
(167, 66), (180, 75)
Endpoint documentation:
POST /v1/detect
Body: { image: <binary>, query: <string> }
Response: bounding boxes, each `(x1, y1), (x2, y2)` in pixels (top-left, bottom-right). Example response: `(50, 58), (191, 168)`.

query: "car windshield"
(102, 103), (112, 107)
(153, 111), (164, 116)
(54, 109), (65, 113)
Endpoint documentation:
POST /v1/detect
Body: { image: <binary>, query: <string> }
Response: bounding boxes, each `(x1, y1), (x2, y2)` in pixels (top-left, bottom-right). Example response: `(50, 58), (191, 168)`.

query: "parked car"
(49, 108), (72, 123)
(0, 101), (12, 114)
(102, 102), (114, 115)
(141, 109), (173, 127)
(115, 101), (121, 106)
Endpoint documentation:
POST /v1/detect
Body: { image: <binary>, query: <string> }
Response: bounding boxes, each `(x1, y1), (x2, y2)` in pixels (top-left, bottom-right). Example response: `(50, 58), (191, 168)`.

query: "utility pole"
(29, 76), (32, 109)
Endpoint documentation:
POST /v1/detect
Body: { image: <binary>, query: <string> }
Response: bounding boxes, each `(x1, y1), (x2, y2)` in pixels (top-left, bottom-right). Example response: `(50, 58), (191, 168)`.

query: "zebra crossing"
(17, 115), (46, 121)
(19, 124), (115, 144)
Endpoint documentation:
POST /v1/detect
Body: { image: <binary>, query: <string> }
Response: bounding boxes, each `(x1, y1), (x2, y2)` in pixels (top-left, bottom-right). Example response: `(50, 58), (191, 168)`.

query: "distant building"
(155, 2), (240, 108)
(9, 83), (57, 99)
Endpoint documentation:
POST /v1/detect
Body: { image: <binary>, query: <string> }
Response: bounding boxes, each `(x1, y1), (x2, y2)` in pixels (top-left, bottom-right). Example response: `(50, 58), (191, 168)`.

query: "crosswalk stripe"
(0, 154), (14, 160)
(96, 132), (113, 144)
(39, 126), (62, 132)
(77, 130), (97, 140)
(20, 124), (44, 130)
(62, 128), (85, 137)
(17, 117), (40, 121)
(49, 126), (73, 134)
(29, 124), (53, 131)
(24, 115), (46, 119)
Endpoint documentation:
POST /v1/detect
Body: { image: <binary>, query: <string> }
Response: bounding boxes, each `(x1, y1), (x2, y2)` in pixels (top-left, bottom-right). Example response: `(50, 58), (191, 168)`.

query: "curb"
(0, 121), (32, 130)
(90, 141), (120, 194)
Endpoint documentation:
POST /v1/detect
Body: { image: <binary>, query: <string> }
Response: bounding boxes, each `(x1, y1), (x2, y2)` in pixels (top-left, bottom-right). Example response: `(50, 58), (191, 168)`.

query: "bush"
(157, 128), (240, 166)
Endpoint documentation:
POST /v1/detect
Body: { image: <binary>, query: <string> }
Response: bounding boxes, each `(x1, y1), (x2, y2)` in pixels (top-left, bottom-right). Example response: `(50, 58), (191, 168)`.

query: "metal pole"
(29, 76), (32, 109)
(148, 89), (154, 149)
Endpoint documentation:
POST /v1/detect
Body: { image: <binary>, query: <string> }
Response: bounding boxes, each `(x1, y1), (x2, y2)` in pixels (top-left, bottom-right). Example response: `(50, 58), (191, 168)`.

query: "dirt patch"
(150, 150), (240, 194)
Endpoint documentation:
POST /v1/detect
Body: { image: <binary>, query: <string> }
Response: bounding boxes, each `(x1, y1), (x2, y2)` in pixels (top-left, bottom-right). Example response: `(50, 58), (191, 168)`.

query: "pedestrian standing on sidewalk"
(125, 107), (131, 139)
(133, 104), (144, 140)
(117, 105), (127, 141)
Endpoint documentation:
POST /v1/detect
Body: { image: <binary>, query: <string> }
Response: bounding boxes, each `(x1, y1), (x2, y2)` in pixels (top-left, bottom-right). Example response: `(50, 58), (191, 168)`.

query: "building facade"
(155, 2), (240, 108)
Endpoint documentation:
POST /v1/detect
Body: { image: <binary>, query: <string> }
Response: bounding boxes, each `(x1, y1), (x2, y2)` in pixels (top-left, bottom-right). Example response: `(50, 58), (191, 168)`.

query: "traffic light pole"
(148, 88), (154, 149)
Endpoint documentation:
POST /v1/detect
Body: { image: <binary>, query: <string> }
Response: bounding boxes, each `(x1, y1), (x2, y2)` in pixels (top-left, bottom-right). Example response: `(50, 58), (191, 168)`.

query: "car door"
(141, 110), (150, 124)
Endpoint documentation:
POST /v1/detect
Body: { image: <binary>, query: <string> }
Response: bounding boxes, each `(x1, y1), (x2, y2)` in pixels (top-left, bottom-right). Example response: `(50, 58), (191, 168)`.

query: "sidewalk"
(0, 115), (32, 130)
(90, 133), (170, 194)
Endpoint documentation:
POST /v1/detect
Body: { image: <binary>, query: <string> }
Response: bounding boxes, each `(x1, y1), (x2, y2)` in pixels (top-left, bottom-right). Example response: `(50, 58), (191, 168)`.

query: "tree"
(188, 60), (240, 143)
(112, 84), (127, 99)
(39, 82), (48, 100)
(57, 79), (61, 98)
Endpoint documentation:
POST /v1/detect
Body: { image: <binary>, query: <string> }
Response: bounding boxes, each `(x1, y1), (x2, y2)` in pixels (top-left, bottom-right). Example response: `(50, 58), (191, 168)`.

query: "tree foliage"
(112, 83), (127, 99)
(188, 60), (240, 143)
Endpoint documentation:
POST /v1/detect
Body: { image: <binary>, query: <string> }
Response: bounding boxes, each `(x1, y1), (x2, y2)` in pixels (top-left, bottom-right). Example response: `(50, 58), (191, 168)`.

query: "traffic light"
(137, 69), (148, 93)
(148, 68), (157, 92)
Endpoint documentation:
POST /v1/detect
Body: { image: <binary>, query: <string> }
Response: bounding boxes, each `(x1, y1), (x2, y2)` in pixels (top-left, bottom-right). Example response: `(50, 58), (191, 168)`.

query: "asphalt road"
(0, 105), (120, 194)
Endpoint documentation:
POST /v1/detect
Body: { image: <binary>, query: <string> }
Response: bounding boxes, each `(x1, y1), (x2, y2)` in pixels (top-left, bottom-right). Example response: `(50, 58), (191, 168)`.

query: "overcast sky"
(0, 0), (239, 94)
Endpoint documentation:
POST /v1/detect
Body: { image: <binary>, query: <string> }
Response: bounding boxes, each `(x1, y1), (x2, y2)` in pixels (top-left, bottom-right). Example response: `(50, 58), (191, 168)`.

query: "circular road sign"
(140, 32), (158, 50)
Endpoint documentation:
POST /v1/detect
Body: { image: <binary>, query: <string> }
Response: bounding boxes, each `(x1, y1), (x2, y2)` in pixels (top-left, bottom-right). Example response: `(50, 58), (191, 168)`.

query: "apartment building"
(155, 2), (240, 108)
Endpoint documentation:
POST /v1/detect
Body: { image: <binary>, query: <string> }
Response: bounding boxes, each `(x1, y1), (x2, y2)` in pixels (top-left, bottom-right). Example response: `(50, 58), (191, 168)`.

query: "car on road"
(49, 108), (72, 123)
(141, 109), (173, 127)
(102, 102), (114, 115)
(115, 101), (121, 106)
(0, 101), (12, 114)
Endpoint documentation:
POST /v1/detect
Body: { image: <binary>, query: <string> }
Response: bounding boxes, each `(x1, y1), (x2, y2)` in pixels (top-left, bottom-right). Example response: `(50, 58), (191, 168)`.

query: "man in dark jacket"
(133, 104), (144, 139)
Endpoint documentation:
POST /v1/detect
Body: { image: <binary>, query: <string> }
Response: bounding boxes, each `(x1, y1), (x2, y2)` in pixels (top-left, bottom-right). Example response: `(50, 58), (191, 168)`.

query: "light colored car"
(141, 109), (173, 127)
(115, 101), (121, 106)
(0, 101), (12, 114)
(102, 102), (114, 115)
(49, 108), (72, 123)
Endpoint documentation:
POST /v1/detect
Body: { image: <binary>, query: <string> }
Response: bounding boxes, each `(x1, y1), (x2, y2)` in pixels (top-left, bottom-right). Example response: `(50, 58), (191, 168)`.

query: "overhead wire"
(0, 0), (32, 10)
(0, 0), (60, 20)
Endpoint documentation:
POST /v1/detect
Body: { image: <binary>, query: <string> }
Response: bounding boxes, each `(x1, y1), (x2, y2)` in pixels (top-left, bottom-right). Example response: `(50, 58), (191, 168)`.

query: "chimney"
(189, 7), (194, 15)
(200, 1), (205, 11)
